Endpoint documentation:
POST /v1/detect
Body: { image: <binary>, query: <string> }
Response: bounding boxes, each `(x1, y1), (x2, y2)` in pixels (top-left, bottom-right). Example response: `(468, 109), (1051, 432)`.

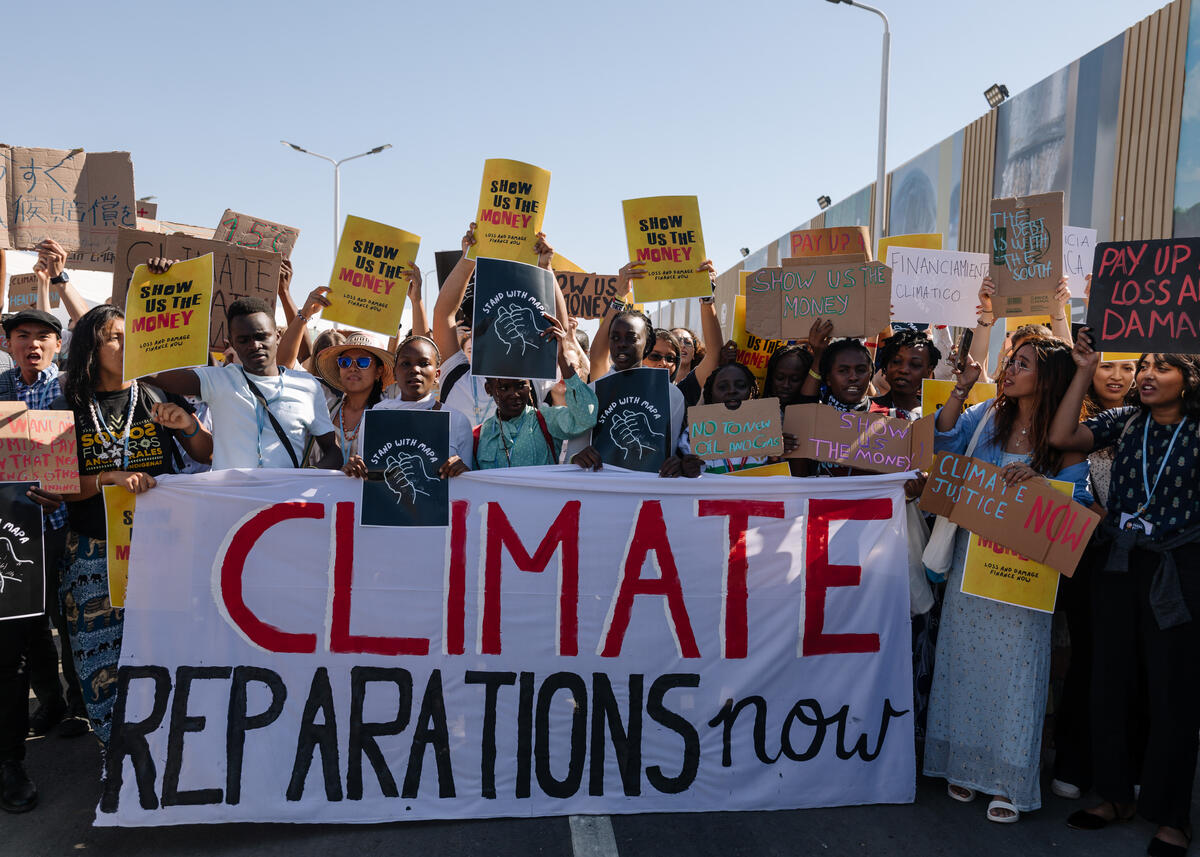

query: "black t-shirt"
(677, 371), (701, 407)
(51, 383), (192, 540)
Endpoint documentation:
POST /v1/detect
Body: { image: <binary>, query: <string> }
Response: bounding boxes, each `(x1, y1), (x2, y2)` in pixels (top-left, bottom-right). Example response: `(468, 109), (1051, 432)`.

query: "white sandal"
(987, 797), (1020, 823)
(948, 783), (977, 803)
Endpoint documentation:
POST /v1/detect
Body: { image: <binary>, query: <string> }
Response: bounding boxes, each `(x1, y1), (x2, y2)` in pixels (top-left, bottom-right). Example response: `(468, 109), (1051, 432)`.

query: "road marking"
(569, 814), (619, 857)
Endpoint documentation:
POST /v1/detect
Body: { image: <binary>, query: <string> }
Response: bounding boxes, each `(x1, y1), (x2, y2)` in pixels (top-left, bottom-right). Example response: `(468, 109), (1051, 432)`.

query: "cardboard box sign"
(1084, 237), (1200, 353)
(555, 271), (620, 320)
(988, 191), (1063, 317)
(782, 403), (934, 474)
(744, 257), (891, 341)
(111, 227), (280, 350)
(919, 452), (1099, 577)
(214, 209), (300, 259)
(687, 398), (782, 461)
(789, 226), (873, 261)
(0, 403), (79, 493)
(6, 273), (60, 310)
(1, 146), (136, 271)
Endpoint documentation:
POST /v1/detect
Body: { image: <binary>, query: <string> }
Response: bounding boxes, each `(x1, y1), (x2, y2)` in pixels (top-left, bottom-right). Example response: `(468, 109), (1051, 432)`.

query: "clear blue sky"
(7, 0), (1169, 306)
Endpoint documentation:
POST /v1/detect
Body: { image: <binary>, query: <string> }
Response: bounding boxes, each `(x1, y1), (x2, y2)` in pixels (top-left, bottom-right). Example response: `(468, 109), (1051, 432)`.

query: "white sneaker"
(1051, 779), (1082, 799)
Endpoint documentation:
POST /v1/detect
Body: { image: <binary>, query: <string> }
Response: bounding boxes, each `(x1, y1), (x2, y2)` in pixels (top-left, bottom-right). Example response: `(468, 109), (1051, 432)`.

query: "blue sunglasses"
(336, 356), (374, 369)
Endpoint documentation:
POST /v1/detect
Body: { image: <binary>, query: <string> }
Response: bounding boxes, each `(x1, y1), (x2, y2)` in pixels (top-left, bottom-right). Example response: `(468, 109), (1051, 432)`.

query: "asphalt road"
(6, 724), (1186, 857)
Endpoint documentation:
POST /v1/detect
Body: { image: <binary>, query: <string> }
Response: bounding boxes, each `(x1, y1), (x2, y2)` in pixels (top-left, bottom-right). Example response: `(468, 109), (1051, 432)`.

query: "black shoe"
(1147, 836), (1189, 857)
(0, 761), (38, 813)
(57, 716), (91, 739)
(1068, 801), (1135, 830)
(27, 703), (65, 737)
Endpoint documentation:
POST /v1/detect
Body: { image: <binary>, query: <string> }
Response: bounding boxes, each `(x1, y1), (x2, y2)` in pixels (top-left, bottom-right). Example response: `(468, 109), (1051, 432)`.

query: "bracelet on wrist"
(949, 386), (971, 399)
(95, 473), (104, 493)
(296, 311), (309, 324)
(977, 319), (993, 328)
(181, 417), (200, 438)
(807, 369), (823, 381)
(609, 298), (627, 313)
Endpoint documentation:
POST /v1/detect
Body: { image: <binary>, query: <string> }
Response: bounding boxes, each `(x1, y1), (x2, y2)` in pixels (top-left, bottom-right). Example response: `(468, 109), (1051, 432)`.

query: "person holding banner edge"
(1047, 329), (1200, 857)
(924, 334), (1090, 823)
(51, 303), (213, 745)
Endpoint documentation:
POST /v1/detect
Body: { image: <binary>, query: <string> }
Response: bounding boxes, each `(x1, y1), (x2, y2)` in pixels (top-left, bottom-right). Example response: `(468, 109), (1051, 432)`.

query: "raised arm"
(1049, 275), (1073, 346)
(1048, 328), (1100, 453)
(278, 287), (330, 370)
(800, 318), (834, 398)
(589, 261), (642, 377)
(935, 348), (982, 433)
(969, 276), (996, 381)
(691, 259), (723, 388)
(139, 368), (202, 397)
(431, 224), (477, 360)
(34, 239), (89, 325)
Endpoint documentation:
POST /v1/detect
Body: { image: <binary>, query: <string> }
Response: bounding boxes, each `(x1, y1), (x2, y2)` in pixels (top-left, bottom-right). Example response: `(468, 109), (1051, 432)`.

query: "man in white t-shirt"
(143, 294), (340, 470)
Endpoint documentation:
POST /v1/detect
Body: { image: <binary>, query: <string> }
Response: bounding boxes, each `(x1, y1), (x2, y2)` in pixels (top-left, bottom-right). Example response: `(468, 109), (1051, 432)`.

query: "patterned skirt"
(59, 532), (123, 744)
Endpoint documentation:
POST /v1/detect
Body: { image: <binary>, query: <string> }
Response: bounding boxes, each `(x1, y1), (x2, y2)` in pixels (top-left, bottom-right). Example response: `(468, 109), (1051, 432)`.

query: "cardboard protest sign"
(6, 273), (59, 310)
(0, 403), (78, 493)
(467, 159), (551, 266)
(324, 216), (420, 336)
(1084, 237), (1200, 353)
(726, 461), (791, 477)
(988, 192), (1063, 317)
(360, 410), (449, 528)
(687, 398), (782, 460)
(921, 379), (997, 415)
(471, 258), (558, 381)
(123, 253), (213, 381)
(920, 452), (1099, 576)
(1, 147), (135, 271)
(731, 294), (788, 384)
(622, 196), (710, 303)
(783, 403), (934, 474)
(103, 486), (135, 608)
(877, 233), (941, 260)
(0, 481), (44, 622)
(789, 226), (872, 261)
(555, 271), (619, 319)
(886, 247), (987, 328)
(215, 209), (300, 259)
(960, 479), (1072, 613)
(1063, 226), (1097, 299)
(592, 368), (671, 472)
(111, 227), (280, 350)
(745, 258), (891, 341)
(1005, 314), (1053, 331)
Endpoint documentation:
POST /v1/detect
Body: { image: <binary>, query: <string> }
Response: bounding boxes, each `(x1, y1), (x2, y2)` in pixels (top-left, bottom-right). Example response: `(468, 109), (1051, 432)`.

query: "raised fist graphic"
(494, 303), (545, 356)
(609, 410), (664, 460)
(382, 452), (435, 504)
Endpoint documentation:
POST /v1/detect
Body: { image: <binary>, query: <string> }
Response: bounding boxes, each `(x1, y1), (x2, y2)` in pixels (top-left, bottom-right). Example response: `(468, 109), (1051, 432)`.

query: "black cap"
(3, 309), (62, 336)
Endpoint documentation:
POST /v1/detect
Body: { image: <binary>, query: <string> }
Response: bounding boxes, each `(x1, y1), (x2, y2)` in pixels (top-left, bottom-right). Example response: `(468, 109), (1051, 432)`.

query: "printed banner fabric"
(99, 468), (916, 825)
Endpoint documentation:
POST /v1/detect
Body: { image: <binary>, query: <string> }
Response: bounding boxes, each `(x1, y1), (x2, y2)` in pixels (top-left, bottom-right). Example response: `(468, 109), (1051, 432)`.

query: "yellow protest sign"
(622, 195), (709, 303)
(727, 462), (792, 477)
(123, 253), (213, 382)
(551, 252), (584, 273)
(732, 293), (787, 384)
(104, 486), (136, 608)
(467, 158), (551, 266)
(921, 379), (997, 415)
(325, 216), (421, 336)
(1005, 314), (1052, 332)
(877, 233), (942, 260)
(960, 479), (1072, 612)
(1101, 352), (1141, 362)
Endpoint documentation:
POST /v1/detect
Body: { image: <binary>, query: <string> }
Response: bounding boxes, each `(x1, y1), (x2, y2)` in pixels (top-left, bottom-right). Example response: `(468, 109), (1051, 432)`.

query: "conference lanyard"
(1138, 415), (1188, 517)
(241, 369), (284, 468)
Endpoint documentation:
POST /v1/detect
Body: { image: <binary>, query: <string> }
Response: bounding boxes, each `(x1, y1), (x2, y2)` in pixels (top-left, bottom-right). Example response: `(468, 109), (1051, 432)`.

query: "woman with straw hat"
(315, 332), (395, 460)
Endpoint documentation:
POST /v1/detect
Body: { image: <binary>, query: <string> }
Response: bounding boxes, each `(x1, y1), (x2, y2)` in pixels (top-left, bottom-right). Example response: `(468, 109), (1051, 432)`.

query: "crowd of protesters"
(0, 223), (1197, 857)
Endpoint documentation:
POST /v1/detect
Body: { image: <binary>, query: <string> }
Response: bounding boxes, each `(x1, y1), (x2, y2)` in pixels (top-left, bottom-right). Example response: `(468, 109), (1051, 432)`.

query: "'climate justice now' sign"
(98, 468), (915, 826)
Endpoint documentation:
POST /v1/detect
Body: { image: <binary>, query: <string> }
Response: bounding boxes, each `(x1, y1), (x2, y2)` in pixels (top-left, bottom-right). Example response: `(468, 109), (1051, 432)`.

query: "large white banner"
(97, 467), (916, 826)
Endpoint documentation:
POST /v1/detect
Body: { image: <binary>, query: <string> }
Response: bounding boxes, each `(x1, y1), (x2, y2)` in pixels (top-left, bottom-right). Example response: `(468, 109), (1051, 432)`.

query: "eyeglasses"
(676, 337), (694, 348)
(336, 356), (374, 369)
(645, 352), (678, 365)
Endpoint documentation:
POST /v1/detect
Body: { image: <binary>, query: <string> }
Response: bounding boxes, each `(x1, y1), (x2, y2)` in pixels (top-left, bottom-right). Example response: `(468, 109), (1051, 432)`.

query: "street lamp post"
(280, 142), (393, 255)
(825, 0), (889, 252)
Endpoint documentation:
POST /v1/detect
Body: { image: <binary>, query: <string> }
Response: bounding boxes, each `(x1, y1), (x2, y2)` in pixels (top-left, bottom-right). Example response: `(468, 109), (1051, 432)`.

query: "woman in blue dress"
(923, 334), (1091, 823)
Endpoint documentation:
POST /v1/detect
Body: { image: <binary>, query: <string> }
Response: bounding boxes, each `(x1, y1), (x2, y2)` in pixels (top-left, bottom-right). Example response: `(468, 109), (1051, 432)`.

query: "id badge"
(1119, 513), (1153, 534)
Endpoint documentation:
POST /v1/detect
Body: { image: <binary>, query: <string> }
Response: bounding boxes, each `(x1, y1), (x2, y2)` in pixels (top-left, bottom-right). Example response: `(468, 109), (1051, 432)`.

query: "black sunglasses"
(646, 352), (678, 365)
(336, 356), (374, 369)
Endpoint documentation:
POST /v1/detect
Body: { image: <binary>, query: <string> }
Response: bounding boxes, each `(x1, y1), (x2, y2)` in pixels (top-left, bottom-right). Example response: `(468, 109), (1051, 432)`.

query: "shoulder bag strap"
(243, 372), (302, 469)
